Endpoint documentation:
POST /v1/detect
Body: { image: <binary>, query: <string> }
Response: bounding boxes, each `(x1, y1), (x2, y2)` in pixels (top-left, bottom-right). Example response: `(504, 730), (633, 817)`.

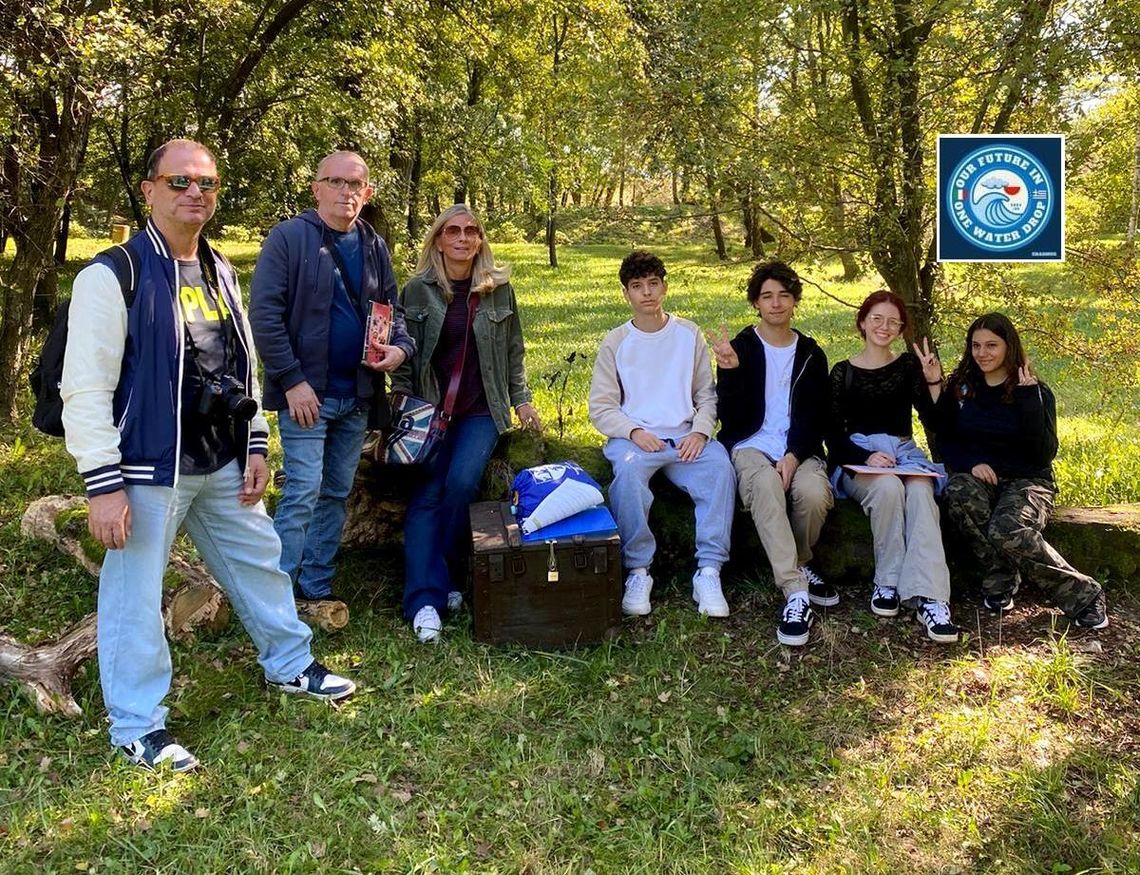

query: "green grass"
(2, 236), (1139, 872)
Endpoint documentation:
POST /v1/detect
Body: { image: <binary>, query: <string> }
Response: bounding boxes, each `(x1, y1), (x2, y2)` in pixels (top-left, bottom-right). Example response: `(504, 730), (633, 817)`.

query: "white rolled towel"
(519, 478), (604, 534)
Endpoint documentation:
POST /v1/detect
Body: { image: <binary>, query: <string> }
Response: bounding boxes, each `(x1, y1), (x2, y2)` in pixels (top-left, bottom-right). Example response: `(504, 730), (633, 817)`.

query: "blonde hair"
(413, 204), (510, 299)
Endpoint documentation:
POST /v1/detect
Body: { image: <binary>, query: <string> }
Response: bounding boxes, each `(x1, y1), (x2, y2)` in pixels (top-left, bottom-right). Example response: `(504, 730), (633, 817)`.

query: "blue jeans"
(275, 397), (369, 598)
(98, 460), (314, 746)
(403, 415), (500, 619)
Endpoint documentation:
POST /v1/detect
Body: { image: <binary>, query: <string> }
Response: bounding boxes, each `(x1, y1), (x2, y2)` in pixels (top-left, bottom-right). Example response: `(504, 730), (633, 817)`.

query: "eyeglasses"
(317, 176), (368, 193)
(441, 224), (482, 241)
(865, 314), (903, 330)
(153, 174), (221, 192)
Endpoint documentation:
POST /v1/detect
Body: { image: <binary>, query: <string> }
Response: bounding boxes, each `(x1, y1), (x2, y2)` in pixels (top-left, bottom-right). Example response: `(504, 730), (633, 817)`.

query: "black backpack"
(30, 244), (139, 437)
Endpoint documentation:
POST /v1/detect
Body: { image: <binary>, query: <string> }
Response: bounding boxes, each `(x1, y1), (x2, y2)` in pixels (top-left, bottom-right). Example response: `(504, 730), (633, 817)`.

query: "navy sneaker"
(268, 660), (356, 701)
(870, 585), (900, 617)
(292, 583), (340, 603)
(119, 729), (200, 773)
(915, 599), (961, 644)
(799, 565), (839, 607)
(777, 595), (814, 647)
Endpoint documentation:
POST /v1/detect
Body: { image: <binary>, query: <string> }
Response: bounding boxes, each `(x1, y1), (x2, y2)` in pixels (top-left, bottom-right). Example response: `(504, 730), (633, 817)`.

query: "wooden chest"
(469, 501), (622, 648)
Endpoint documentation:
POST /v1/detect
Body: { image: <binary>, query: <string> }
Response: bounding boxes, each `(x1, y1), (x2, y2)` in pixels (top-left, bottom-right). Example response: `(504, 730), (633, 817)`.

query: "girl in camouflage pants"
(936, 313), (1107, 629)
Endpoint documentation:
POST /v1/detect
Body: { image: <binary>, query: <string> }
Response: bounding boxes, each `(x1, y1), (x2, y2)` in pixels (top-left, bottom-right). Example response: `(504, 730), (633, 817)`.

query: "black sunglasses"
(153, 173), (222, 192)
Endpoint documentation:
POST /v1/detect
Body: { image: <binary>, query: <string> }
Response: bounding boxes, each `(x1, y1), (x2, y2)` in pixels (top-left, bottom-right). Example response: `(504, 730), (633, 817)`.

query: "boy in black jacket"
(710, 261), (834, 646)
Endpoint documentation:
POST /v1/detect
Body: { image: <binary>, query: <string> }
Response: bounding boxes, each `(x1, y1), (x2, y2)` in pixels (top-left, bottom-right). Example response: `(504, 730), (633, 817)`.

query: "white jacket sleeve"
(61, 263), (129, 496)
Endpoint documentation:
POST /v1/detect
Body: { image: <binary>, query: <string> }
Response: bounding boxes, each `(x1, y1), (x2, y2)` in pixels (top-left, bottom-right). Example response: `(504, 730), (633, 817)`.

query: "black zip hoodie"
(715, 325), (830, 460)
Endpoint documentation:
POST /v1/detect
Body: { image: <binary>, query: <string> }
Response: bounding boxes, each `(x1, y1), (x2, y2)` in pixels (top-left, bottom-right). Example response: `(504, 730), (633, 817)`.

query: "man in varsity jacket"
(61, 139), (355, 774)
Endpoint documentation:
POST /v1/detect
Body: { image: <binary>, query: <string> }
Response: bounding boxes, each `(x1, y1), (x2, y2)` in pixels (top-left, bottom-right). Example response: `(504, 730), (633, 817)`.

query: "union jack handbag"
(383, 393), (442, 464)
(378, 290), (479, 466)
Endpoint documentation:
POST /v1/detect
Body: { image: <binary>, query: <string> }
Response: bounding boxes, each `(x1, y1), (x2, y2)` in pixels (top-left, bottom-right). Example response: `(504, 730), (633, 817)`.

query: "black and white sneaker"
(799, 565), (839, 607)
(119, 729), (200, 773)
(915, 599), (961, 644)
(268, 660), (356, 701)
(870, 585), (900, 617)
(777, 595), (814, 647)
(983, 581), (1018, 613)
(983, 591), (1015, 612)
(1072, 592), (1108, 630)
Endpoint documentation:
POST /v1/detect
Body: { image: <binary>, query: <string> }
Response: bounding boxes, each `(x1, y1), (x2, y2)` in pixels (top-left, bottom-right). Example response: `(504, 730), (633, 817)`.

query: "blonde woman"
(391, 205), (541, 642)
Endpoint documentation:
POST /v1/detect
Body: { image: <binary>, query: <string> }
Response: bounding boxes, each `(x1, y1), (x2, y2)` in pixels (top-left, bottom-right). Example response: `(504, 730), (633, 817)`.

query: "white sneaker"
(622, 569), (654, 616)
(692, 567), (729, 617)
(446, 591), (463, 612)
(412, 606), (442, 643)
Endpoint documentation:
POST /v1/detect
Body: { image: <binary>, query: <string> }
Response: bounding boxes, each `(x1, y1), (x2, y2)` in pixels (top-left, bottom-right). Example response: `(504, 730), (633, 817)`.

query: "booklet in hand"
(842, 464), (942, 477)
(363, 301), (393, 366)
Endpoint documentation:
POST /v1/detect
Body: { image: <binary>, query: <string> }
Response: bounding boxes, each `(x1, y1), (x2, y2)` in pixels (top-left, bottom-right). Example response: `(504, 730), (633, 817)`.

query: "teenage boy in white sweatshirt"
(588, 250), (736, 617)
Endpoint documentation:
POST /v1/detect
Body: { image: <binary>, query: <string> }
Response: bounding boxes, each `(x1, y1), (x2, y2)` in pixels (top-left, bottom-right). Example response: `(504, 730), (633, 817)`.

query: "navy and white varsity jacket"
(61, 219), (270, 497)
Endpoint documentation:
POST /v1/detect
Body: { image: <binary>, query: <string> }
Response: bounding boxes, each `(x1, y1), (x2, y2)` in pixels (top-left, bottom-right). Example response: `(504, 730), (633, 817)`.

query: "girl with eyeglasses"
(391, 205), (542, 642)
(827, 290), (960, 643)
(936, 313), (1107, 629)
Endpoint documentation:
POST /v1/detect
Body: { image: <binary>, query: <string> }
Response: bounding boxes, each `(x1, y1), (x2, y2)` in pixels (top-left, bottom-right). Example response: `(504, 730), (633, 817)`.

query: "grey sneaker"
(446, 591), (464, 612)
(119, 729), (199, 773)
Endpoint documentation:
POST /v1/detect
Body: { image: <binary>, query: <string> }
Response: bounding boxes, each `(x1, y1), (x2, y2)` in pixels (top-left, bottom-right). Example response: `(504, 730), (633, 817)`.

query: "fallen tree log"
(1, 495), (347, 716)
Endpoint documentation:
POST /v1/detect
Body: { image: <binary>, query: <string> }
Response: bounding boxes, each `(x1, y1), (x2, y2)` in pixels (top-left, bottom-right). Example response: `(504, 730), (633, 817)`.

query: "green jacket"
(391, 274), (533, 435)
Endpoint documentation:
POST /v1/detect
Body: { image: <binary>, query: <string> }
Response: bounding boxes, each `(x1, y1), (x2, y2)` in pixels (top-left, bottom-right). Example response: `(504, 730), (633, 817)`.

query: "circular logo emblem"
(945, 144), (1054, 253)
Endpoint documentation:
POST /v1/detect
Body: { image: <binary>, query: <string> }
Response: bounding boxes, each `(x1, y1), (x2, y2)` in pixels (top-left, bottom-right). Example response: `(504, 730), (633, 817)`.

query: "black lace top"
(828, 352), (937, 466)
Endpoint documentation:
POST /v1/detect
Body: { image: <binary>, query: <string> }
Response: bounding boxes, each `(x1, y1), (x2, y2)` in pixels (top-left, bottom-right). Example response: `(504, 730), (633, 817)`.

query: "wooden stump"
(1, 495), (349, 717)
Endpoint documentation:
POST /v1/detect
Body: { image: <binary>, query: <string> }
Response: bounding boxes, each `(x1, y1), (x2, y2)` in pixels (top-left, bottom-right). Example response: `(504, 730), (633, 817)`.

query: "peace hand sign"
(912, 337), (942, 384)
(1017, 363), (1038, 386)
(706, 323), (739, 369)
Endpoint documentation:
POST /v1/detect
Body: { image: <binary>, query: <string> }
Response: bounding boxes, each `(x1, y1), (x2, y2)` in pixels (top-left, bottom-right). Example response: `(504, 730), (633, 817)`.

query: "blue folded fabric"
(519, 505), (618, 542)
(831, 432), (947, 498)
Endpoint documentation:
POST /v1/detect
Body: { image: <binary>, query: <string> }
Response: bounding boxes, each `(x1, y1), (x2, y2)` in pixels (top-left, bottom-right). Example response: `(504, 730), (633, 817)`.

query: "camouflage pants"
(943, 473), (1101, 617)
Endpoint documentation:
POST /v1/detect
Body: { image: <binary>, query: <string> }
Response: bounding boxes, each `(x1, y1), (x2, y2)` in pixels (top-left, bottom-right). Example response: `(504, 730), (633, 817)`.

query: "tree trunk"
(1127, 106), (1140, 256)
(546, 169), (558, 268)
(671, 167), (680, 205)
(830, 180), (861, 280)
(407, 121), (423, 248)
(707, 171), (727, 260)
(0, 207), (66, 415)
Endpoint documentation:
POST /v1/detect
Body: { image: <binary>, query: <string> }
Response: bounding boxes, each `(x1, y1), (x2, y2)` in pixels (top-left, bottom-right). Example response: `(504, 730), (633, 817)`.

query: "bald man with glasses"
(250, 151), (414, 603)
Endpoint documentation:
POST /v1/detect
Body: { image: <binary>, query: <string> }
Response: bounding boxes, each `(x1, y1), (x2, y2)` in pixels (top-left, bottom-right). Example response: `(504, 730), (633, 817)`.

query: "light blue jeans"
(98, 460), (314, 746)
(275, 396), (369, 598)
(602, 437), (736, 571)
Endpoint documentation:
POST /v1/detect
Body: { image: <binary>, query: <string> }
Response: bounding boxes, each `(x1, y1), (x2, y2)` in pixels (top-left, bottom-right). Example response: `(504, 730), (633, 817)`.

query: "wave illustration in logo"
(973, 189), (1025, 227)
